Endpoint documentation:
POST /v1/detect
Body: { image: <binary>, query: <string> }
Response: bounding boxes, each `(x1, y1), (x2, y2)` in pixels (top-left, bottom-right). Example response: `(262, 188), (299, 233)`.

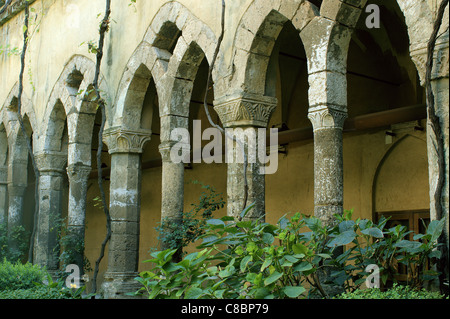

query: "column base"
(100, 272), (143, 299)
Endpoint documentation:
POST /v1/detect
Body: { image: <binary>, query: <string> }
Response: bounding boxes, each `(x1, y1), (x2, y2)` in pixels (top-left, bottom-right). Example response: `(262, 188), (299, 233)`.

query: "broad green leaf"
(283, 286), (306, 298)
(413, 233), (426, 240)
(240, 202), (255, 219)
(305, 217), (322, 232)
(292, 243), (308, 255)
(339, 220), (355, 233)
(240, 255), (252, 272)
(264, 271), (283, 286)
(213, 289), (226, 299)
(185, 287), (203, 299)
(262, 232), (275, 244)
(293, 261), (313, 273)
(327, 230), (356, 247)
(201, 235), (219, 246)
(260, 258), (273, 272)
(220, 216), (235, 222)
(428, 250), (442, 259)
(207, 219), (225, 227)
(246, 242), (257, 253)
(278, 216), (289, 230)
(427, 219), (445, 242)
(284, 255), (299, 263)
(361, 227), (384, 238)
(236, 220), (252, 228)
(393, 240), (422, 250)
(254, 287), (271, 298)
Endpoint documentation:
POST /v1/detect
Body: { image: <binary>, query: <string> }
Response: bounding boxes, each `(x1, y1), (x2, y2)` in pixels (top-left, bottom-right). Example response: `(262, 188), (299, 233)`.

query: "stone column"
(7, 158), (27, 255)
(214, 93), (277, 221)
(101, 127), (151, 299)
(66, 163), (91, 270)
(0, 165), (7, 225)
(308, 106), (347, 298)
(158, 115), (188, 252)
(308, 107), (347, 227)
(34, 152), (66, 271)
(158, 141), (185, 249)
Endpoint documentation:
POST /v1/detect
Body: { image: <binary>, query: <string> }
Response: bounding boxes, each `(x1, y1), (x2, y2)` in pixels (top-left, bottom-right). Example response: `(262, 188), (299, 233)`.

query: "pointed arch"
(42, 55), (110, 167)
(229, 0), (319, 96)
(112, 41), (167, 129)
(114, 1), (221, 127)
(372, 134), (429, 215)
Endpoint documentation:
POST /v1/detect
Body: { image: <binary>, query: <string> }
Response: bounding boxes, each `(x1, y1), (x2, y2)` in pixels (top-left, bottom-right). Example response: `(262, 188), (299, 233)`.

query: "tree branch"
(91, 0), (111, 295)
(202, 0), (249, 218)
(15, 0), (40, 264)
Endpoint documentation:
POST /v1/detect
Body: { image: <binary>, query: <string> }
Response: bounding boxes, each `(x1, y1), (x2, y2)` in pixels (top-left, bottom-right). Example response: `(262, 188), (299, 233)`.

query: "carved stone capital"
(35, 151), (67, 175)
(410, 41), (449, 84)
(214, 93), (277, 128)
(66, 163), (91, 184)
(158, 140), (190, 163)
(308, 107), (348, 131)
(103, 127), (152, 154)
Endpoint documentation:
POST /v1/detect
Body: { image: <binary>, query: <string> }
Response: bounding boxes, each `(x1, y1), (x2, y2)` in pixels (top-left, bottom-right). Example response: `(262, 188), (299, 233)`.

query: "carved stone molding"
(158, 140), (190, 163)
(410, 41), (450, 84)
(66, 163), (91, 184)
(308, 107), (348, 131)
(214, 93), (277, 128)
(35, 151), (67, 175)
(103, 127), (152, 154)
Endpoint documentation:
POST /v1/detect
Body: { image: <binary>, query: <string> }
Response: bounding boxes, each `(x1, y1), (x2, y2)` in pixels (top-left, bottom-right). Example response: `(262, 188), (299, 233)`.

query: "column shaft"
(312, 127), (344, 225)
(101, 126), (151, 299)
(214, 93), (277, 222)
(226, 127), (265, 220)
(308, 108), (347, 226)
(66, 164), (91, 270)
(102, 152), (142, 299)
(6, 184), (26, 256)
(34, 172), (64, 270)
(159, 142), (184, 251)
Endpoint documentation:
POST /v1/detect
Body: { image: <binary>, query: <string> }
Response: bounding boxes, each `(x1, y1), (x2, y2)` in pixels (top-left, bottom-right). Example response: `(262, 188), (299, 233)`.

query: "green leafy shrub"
(52, 214), (92, 278)
(0, 286), (78, 299)
(134, 206), (444, 299)
(0, 259), (88, 299)
(335, 284), (446, 299)
(0, 222), (29, 262)
(0, 259), (47, 291)
(329, 211), (445, 290)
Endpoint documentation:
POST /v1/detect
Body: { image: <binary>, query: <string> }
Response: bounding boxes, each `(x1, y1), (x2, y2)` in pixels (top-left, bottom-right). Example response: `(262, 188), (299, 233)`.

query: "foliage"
(34, 273), (88, 299)
(328, 211), (445, 290)
(0, 273), (87, 299)
(0, 258), (47, 291)
(51, 215), (91, 278)
(0, 285), (83, 299)
(135, 206), (444, 299)
(335, 283), (447, 299)
(0, 258), (88, 299)
(0, 222), (29, 262)
(156, 182), (225, 255)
